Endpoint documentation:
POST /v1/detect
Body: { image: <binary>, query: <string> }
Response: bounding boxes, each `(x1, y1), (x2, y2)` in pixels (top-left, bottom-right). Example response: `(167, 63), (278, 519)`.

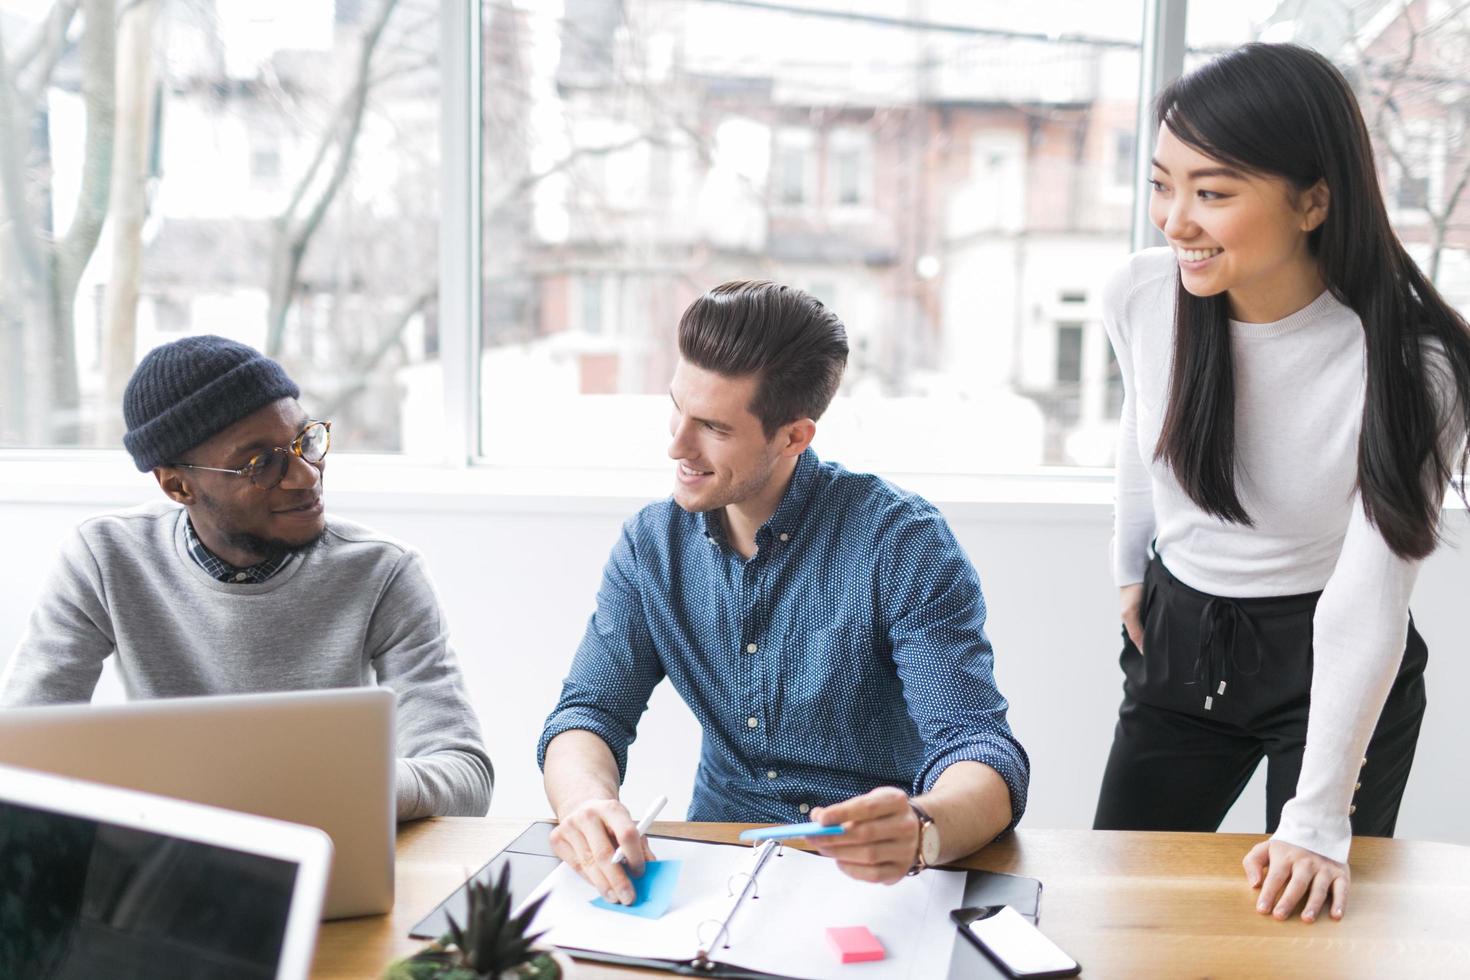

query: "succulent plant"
(385, 865), (560, 980)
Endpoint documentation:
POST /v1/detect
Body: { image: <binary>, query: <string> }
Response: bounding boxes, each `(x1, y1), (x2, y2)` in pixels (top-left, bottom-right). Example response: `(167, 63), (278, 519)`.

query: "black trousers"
(1094, 556), (1428, 836)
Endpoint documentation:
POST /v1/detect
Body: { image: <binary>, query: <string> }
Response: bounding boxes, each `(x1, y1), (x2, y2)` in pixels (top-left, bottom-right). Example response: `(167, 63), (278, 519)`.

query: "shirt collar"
(698, 447), (821, 547)
(183, 517), (292, 584)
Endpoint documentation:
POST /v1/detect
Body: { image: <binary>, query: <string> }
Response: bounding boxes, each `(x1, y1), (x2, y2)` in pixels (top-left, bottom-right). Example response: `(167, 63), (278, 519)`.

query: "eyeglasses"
(172, 420), (332, 490)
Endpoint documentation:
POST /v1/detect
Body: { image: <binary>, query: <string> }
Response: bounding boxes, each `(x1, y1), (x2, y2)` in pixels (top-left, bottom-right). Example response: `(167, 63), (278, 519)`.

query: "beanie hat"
(122, 335), (301, 472)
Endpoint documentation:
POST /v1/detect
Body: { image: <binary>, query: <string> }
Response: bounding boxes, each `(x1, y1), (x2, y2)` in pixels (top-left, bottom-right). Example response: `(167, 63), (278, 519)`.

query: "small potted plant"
(384, 866), (573, 980)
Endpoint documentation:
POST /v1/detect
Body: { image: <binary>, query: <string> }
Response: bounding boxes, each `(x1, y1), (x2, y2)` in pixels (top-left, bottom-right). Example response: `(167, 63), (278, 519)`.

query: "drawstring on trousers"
(1191, 597), (1264, 710)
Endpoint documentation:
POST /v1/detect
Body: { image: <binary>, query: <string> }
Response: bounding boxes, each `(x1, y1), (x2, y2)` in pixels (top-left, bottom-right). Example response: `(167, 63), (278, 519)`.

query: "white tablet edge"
(0, 762), (334, 980)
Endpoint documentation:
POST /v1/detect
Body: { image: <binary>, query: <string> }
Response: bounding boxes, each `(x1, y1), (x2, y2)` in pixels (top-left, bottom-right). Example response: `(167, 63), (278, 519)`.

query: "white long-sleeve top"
(1103, 247), (1464, 863)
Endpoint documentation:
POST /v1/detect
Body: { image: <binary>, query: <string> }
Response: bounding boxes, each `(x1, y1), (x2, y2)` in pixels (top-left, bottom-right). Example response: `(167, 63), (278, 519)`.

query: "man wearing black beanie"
(1, 335), (493, 821)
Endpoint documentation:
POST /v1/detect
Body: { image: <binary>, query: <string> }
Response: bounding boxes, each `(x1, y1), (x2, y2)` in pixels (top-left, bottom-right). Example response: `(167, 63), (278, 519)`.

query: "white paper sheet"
(526, 837), (965, 979)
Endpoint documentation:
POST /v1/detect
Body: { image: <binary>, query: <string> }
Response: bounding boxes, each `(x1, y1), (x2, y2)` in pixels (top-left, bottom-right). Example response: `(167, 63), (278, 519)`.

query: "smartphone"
(950, 905), (1080, 979)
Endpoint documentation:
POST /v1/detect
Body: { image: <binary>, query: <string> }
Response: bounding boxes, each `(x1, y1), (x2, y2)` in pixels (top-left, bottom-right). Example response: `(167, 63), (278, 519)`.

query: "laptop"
(0, 687), (395, 919)
(0, 762), (332, 980)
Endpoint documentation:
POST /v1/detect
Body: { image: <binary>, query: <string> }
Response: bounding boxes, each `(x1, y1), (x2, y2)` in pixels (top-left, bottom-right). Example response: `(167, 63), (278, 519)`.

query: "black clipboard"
(410, 821), (1042, 980)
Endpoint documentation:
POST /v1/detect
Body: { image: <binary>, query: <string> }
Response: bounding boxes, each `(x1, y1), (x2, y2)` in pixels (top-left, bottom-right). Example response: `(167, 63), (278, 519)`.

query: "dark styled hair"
(1153, 42), (1470, 559)
(677, 280), (849, 436)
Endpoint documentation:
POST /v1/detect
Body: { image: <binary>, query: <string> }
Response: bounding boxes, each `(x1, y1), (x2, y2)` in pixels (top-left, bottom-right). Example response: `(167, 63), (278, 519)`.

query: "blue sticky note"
(589, 859), (683, 919)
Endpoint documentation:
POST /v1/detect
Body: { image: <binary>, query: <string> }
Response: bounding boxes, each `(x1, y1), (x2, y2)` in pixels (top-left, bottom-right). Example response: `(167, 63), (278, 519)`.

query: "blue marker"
(738, 821), (847, 843)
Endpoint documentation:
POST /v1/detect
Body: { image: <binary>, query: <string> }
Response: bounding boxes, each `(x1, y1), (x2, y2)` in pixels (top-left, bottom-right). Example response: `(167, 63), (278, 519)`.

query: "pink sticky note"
(825, 925), (886, 964)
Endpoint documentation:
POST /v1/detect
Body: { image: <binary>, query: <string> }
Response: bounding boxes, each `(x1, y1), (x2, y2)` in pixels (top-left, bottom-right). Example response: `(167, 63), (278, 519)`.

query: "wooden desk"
(313, 820), (1470, 979)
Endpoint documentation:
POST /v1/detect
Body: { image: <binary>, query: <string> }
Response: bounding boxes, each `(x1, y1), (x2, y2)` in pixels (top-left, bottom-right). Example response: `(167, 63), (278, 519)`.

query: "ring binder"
(416, 823), (1033, 980)
(694, 840), (781, 967)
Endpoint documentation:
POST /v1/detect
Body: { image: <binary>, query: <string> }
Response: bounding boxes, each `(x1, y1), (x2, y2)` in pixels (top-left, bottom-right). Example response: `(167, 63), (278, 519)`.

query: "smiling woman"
(1093, 42), (1470, 930)
(1148, 127), (1330, 326)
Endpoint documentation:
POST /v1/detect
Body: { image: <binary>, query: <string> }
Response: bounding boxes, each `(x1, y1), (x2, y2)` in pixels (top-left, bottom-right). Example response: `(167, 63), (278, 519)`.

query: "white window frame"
(1132, 0), (1185, 253)
(439, 0), (482, 470)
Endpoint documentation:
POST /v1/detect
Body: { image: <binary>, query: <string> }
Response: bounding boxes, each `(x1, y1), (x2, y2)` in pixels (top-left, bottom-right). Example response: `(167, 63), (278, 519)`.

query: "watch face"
(920, 822), (941, 866)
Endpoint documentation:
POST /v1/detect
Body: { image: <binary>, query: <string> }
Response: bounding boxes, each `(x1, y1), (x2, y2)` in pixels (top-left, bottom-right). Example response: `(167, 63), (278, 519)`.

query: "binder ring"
(696, 917), (731, 951)
(724, 870), (759, 900)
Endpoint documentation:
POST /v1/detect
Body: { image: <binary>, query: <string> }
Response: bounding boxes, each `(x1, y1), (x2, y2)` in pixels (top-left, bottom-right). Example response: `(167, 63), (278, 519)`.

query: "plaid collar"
(183, 517), (292, 584)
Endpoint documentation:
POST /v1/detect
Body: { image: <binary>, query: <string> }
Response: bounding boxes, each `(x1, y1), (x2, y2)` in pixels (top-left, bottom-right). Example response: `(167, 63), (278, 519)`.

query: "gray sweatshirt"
(1, 502), (493, 821)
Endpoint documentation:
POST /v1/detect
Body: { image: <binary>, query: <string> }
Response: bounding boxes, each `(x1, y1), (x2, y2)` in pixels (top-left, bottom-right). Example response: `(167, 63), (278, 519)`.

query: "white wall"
(1, 467), (1466, 847)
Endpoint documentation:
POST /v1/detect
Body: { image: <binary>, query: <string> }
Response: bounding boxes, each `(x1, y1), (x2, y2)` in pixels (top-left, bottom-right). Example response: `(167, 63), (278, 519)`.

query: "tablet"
(0, 763), (332, 980)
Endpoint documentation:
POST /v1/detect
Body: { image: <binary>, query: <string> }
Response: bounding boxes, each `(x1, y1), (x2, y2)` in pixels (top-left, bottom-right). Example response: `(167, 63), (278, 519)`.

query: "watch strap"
(907, 800), (935, 876)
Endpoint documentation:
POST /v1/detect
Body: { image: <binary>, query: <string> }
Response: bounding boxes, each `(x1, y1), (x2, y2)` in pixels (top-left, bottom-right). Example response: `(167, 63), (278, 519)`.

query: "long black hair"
(1153, 43), (1470, 560)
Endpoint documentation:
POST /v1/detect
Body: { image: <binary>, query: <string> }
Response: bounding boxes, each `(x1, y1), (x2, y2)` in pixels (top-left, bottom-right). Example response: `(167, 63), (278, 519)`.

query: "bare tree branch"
(317, 286), (436, 418)
(292, 3), (394, 240)
(266, 0), (399, 356)
(56, 0), (116, 296)
(0, 27), (46, 282)
(277, 110), (348, 226)
(1344, 1), (1470, 285)
(1360, 2), (1420, 135)
(101, 0), (160, 442)
(46, 0), (116, 441)
(10, 0), (79, 84)
(486, 133), (666, 216)
(15, 7), (81, 127)
(1429, 151), (1470, 282)
(368, 49), (438, 90)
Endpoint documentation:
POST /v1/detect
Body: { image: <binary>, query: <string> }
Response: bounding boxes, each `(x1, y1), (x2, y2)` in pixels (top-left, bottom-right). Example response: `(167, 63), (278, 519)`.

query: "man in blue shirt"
(539, 280), (1028, 905)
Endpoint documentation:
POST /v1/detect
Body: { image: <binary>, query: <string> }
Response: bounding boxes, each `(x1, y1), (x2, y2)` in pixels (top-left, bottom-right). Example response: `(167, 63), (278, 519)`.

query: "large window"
(473, 0), (1147, 471)
(7, 1), (1469, 476)
(0, 0), (441, 453)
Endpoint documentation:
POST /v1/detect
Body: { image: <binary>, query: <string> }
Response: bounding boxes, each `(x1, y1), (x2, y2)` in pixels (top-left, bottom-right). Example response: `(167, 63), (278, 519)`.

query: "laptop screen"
(0, 797), (300, 980)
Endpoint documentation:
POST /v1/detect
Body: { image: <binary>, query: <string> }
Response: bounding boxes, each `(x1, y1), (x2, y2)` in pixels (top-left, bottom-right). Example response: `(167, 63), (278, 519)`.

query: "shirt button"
(233, 572), (247, 582)
(1360, 757), (1368, 768)
(799, 803), (810, 814)
(1348, 804), (1357, 816)
(746, 642), (758, 654)
(1354, 782), (1362, 792)
(767, 770), (778, 779)
(746, 717), (758, 728)
(779, 533), (789, 542)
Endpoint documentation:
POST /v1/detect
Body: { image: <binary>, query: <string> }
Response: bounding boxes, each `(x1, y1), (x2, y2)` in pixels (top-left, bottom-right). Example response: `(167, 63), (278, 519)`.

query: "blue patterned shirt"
(538, 449), (1029, 826)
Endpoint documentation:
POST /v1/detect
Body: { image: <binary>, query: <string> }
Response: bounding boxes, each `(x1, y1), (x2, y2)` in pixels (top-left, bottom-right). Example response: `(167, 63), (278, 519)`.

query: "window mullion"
(1133, 0), (1188, 253)
(439, 0), (483, 468)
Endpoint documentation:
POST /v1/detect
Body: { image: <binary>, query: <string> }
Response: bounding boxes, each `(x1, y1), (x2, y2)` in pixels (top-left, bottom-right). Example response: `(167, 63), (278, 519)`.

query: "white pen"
(610, 793), (668, 865)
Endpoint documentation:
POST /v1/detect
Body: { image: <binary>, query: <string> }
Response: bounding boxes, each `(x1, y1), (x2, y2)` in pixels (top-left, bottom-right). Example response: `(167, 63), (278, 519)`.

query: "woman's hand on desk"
(810, 786), (917, 886)
(548, 798), (657, 906)
(1243, 839), (1349, 923)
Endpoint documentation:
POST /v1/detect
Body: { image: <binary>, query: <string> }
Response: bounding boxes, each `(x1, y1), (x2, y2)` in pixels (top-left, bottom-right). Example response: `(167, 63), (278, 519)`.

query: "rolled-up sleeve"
(881, 506), (1030, 830)
(537, 522), (666, 781)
